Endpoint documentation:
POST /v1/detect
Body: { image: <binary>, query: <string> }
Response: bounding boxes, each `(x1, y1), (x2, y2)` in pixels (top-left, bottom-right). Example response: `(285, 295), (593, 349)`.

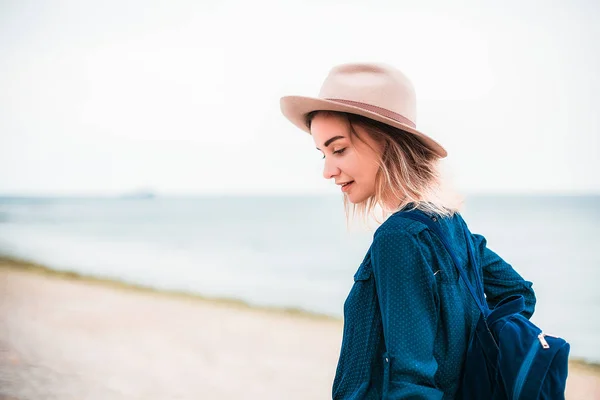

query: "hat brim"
(280, 96), (447, 158)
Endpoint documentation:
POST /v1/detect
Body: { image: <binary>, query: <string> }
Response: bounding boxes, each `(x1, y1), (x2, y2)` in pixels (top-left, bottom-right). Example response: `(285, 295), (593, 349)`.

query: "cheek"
(343, 153), (364, 177)
(353, 155), (379, 183)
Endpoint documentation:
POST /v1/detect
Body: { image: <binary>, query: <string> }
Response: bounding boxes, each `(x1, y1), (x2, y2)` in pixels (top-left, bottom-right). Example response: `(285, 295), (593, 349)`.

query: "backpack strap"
(396, 210), (489, 317)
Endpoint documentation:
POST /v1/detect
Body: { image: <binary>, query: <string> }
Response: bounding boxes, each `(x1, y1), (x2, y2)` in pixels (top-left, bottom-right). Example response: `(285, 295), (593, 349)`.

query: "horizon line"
(0, 190), (599, 199)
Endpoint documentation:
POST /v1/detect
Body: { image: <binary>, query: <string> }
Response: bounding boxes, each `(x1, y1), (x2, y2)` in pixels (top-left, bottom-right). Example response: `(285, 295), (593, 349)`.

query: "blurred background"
(1, 0), (599, 398)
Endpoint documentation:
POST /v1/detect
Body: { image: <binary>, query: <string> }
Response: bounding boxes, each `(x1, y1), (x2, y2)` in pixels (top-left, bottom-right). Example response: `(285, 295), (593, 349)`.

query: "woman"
(279, 63), (536, 399)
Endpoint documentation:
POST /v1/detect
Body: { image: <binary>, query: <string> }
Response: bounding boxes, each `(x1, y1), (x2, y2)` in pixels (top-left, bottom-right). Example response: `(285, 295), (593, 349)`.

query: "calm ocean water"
(0, 195), (598, 363)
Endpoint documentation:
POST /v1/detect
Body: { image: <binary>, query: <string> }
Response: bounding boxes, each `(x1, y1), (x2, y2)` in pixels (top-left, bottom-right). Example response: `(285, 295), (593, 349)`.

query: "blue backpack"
(398, 211), (570, 400)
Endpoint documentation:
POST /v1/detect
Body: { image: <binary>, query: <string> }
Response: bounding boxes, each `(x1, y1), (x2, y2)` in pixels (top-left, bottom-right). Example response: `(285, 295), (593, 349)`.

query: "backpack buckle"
(537, 332), (558, 349)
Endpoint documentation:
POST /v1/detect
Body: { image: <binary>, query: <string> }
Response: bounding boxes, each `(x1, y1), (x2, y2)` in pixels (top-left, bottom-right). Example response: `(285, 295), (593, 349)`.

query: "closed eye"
(322, 148), (347, 159)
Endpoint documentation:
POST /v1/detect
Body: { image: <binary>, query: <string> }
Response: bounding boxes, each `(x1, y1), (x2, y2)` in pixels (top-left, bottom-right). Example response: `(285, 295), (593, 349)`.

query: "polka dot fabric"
(332, 210), (536, 399)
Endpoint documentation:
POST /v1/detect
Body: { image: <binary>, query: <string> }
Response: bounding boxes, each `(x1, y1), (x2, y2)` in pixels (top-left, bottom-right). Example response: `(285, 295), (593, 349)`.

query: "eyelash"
(322, 148), (346, 159)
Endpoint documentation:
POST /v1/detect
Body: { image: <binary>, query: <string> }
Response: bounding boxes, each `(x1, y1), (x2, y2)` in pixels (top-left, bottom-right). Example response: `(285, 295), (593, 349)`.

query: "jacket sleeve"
(371, 230), (444, 400)
(471, 233), (537, 318)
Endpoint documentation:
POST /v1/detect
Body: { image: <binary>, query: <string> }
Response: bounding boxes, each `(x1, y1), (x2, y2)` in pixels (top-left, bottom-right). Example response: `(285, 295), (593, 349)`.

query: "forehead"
(310, 113), (351, 147)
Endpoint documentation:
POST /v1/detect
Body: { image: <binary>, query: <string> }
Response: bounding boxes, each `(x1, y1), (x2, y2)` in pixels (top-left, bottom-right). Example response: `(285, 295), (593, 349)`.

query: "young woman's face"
(311, 113), (383, 204)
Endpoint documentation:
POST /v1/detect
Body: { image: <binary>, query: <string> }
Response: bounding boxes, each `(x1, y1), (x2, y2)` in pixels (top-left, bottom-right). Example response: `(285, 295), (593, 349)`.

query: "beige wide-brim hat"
(280, 62), (447, 158)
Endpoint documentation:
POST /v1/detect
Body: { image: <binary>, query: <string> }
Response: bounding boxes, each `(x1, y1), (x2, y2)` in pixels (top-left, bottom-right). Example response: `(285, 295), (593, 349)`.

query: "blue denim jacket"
(332, 210), (536, 399)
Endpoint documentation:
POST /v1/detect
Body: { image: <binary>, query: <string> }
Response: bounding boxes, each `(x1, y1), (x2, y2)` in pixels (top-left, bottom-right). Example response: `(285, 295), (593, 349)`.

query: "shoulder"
(372, 210), (464, 262)
(369, 213), (443, 282)
(371, 212), (435, 258)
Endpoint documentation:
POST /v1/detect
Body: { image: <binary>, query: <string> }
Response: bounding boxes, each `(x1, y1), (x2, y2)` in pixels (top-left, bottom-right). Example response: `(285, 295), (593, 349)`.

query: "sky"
(1, 0), (599, 196)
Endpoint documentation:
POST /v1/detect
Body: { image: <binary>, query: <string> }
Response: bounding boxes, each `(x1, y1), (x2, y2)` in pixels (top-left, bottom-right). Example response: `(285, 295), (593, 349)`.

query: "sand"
(0, 260), (598, 399)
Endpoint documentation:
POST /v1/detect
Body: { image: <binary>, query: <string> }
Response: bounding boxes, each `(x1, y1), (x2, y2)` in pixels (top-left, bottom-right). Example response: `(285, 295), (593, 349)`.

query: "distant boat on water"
(119, 189), (157, 199)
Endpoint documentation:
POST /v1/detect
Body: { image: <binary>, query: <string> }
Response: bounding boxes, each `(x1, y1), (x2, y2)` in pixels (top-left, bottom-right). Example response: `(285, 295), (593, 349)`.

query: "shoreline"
(1, 254), (598, 371)
(0, 254), (339, 322)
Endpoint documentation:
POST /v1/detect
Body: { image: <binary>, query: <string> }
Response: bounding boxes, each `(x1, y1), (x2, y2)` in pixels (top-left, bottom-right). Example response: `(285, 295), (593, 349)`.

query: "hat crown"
(318, 63), (417, 125)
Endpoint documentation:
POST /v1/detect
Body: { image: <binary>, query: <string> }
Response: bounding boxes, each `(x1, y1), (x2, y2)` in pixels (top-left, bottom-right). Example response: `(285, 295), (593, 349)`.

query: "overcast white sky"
(1, 0), (598, 196)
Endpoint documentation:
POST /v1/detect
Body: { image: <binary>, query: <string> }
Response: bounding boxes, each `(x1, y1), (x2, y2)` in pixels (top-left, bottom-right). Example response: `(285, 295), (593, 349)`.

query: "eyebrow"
(316, 135), (345, 151)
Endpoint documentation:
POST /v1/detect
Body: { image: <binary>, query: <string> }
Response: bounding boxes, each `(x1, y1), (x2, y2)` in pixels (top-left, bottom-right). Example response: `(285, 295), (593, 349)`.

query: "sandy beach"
(1, 258), (598, 400)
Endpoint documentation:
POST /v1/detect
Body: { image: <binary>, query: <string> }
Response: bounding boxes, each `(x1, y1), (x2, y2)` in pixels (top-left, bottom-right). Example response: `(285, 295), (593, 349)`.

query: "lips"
(340, 181), (354, 192)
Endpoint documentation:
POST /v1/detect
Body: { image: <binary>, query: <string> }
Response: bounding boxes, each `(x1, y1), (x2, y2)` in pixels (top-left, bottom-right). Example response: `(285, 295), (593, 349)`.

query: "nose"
(322, 157), (341, 180)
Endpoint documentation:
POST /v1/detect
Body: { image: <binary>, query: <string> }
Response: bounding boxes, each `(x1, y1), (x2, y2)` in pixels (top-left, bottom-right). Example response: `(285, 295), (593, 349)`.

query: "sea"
(0, 195), (598, 364)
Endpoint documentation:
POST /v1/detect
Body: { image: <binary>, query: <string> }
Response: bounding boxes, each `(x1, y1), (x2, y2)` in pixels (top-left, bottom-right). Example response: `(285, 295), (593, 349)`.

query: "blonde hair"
(307, 111), (464, 225)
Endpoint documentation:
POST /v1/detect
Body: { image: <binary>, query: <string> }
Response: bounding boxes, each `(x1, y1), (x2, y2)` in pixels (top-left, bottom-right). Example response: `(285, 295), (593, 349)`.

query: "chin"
(346, 192), (369, 204)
